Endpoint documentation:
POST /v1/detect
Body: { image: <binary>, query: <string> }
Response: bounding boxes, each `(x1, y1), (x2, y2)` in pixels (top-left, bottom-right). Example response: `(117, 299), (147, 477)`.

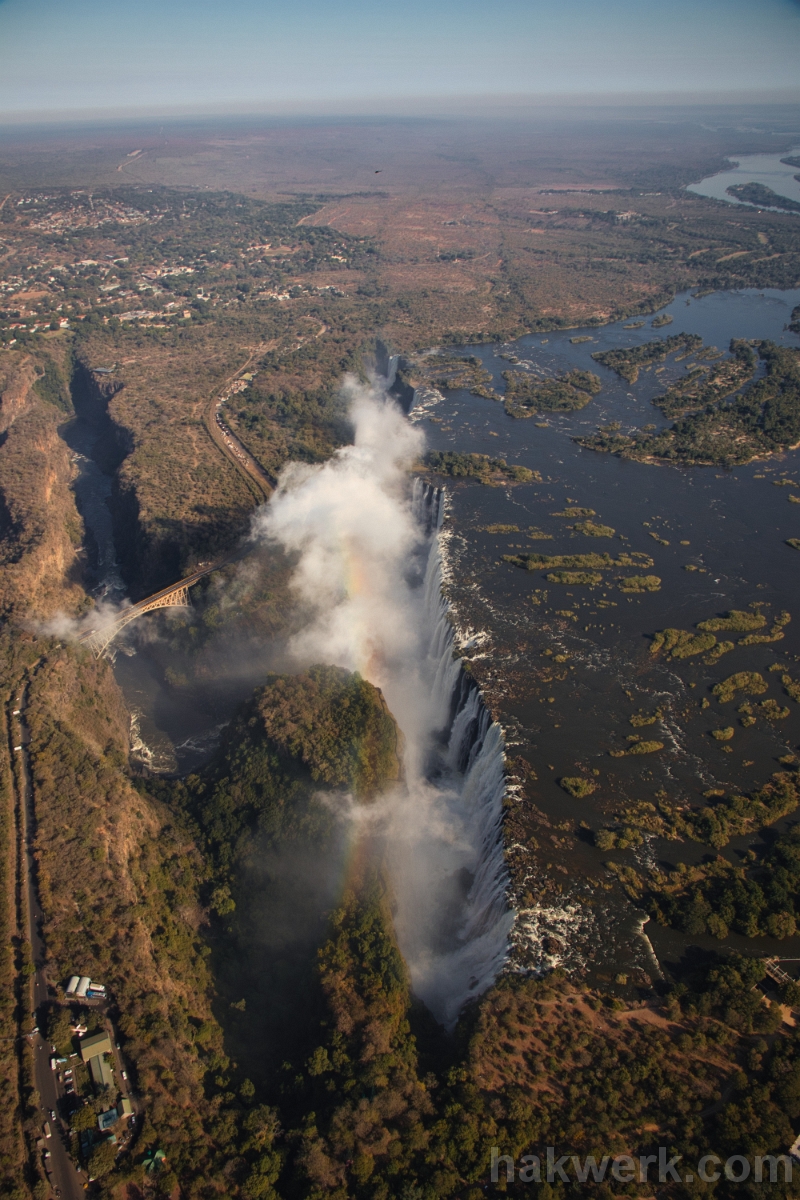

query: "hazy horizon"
(1, 0), (799, 121)
(2, 88), (800, 131)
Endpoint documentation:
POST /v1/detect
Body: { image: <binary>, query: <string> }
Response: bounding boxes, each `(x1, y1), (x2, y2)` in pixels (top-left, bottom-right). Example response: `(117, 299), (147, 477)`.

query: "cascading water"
(253, 380), (514, 1029)
(384, 479), (513, 1027)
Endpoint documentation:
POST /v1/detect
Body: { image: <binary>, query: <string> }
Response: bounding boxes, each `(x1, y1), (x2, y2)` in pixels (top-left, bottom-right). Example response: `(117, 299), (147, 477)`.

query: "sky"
(0, 0), (799, 120)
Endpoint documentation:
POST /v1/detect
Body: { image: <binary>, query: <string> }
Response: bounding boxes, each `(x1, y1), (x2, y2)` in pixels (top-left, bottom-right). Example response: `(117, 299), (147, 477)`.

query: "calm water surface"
(688, 148), (800, 209)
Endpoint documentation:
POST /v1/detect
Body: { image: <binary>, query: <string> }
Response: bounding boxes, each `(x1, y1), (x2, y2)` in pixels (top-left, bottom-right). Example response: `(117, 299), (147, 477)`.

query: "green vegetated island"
(414, 353), (500, 400)
(581, 336), (800, 466)
(423, 450), (538, 485)
(592, 601), (800, 949)
(727, 182), (800, 215)
(503, 549), (661, 592)
(22, 642), (800, 1200)
(502, 368), (602, 417)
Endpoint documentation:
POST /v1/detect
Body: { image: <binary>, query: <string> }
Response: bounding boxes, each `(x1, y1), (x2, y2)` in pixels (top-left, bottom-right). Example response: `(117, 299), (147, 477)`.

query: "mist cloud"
(251, 375), (512, 1027)
(251, 375), (434, 759)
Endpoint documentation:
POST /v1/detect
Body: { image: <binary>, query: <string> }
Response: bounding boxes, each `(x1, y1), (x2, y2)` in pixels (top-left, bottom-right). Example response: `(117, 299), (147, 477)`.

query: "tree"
(87, 1139), (117, 1178)
(71, 1105), (98, 1133)
(47, 1006), (74, 1054)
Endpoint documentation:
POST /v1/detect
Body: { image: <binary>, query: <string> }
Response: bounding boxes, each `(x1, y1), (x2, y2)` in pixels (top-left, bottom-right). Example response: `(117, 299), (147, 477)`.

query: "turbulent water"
(388, 480), (513, 1026)
(67, 285), (800, 1002)
(406, 285), (800, 979)
(251, 383), (513, 1027)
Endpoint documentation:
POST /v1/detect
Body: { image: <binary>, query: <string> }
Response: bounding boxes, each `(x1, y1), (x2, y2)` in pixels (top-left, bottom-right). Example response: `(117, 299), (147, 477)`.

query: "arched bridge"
(78, 553), (243, 657)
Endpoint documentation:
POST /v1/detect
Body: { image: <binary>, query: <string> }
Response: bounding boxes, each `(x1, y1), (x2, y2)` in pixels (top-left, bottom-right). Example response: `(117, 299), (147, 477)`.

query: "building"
(119, 1098), (133, 1119)
(74, 977), (91, 998)
(80, 1030), (114, 1089)
(97, 1109), (118, 1132)
(89, 1056), (113, 1089)
(65, 975), (80, 996)
(79, 1032), (112, 1063)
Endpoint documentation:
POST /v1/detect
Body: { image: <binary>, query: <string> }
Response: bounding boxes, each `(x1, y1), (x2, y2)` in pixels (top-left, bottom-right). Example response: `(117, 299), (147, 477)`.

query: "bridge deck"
(78, 546), (250, 653)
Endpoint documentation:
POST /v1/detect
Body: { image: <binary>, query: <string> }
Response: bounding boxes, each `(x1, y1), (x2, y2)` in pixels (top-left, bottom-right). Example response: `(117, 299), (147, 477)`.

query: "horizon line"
(2, 87), (800, 129)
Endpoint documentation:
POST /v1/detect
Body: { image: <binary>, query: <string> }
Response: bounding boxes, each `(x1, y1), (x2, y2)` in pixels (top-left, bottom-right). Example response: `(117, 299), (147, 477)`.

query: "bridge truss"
(78, 586), (191, 658)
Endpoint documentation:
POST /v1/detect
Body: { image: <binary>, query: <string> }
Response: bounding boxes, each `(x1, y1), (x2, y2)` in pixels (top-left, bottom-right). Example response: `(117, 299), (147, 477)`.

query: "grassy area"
(24, 645), (227, 1191)
(1, 132), (800, 1197)
(0, 639), (29, 1197)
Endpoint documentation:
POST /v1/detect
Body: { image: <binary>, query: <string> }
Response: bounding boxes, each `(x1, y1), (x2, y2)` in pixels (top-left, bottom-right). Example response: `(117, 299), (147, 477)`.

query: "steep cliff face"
(0, 353), (37, 435)
(69, 360), (131, 473)
(73, 336), (254, 597)
(25, 647), (226, 1185)
(389, 358), (416, 414)
(0, 349), (85, 621)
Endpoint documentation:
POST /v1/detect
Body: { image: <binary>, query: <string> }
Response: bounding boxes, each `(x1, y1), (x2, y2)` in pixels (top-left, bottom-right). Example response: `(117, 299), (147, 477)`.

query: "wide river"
(412, 285), (800, 978)
(71, 284), (800, 984)
(688, 148), (800, 209)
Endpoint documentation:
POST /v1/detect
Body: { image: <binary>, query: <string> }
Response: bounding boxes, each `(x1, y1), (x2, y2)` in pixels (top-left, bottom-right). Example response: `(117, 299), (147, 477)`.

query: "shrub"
(559, 777), (596, 798)
(712, 672), (768, 703)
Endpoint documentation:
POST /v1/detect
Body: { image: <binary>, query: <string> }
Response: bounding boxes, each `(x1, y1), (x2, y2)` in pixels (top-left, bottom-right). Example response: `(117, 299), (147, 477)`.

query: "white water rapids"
(252, 378), (513, 1027)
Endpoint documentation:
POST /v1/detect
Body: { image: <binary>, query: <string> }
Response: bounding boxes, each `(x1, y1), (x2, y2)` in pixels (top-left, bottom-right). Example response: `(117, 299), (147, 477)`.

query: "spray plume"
(252, 375), (512, 1028)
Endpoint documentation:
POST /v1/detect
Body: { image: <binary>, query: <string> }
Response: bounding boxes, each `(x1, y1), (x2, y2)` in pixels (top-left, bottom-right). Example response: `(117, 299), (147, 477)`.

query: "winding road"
(202, 348), (275, 503)
(201, 318), (329, 504)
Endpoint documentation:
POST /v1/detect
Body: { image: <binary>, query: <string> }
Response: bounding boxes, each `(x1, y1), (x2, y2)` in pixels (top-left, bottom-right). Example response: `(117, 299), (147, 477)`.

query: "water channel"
(64, 284), (800, 984)
(688, 148), (800, 209)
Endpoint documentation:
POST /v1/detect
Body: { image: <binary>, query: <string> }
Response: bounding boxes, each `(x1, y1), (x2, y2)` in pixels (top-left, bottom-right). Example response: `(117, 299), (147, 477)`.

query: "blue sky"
(0, 0), (799, 119)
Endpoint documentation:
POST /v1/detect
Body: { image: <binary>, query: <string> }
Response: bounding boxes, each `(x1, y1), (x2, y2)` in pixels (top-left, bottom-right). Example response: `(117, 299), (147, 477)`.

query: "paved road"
(203, 349), (275, 503)
(11, 685), (86, 1200)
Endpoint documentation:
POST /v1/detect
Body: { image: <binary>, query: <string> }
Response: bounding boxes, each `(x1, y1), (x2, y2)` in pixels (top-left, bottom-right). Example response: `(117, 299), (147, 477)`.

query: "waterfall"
(255, 385), (513, 1029)
(388, 478), (514, 1028)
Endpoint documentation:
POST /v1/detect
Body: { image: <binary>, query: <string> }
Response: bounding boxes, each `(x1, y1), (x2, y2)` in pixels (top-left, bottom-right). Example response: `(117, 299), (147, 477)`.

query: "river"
(688, 148), (800, 210)
(411, 285), (800, 979)
(64, 284), (800, 988)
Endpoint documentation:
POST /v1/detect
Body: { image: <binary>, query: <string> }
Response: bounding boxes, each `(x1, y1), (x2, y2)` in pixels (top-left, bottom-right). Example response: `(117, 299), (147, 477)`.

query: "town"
(34, 974), (139, 1192)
